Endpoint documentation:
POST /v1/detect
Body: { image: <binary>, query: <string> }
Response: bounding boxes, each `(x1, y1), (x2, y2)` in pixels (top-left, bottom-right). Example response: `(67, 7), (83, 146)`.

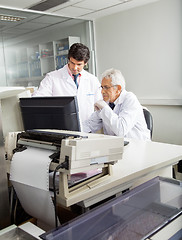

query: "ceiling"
(0, 0), (159, 20)
(0, 0), (159, 42)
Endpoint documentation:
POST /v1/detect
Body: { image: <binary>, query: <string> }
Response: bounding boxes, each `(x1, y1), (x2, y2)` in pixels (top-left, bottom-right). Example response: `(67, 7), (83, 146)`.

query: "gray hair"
(101, 68), (126, 90)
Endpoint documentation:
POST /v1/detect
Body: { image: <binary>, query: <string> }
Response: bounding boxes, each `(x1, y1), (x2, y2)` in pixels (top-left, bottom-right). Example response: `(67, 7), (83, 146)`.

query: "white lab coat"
(33, 65), (102, 130)
(83, 89), (151, 140)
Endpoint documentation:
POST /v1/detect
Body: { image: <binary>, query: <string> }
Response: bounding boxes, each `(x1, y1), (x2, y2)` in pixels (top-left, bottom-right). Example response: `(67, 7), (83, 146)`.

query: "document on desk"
(10, 146), (58, 228)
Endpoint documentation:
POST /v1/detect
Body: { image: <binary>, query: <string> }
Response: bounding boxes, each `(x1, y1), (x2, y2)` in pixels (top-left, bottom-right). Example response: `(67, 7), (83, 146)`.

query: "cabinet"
(39, 41), (54, 76)
(53, 36), (80, 70)
(8, 36), (80, 86)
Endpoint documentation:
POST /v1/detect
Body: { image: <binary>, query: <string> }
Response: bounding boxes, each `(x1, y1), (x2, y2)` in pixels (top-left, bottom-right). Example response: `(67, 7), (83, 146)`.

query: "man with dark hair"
(33, 43), (101, 130)
(68, 43), (90, 63)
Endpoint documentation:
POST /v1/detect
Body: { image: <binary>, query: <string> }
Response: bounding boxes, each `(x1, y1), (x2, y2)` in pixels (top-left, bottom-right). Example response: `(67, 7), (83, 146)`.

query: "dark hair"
(68, 43), (90, 63)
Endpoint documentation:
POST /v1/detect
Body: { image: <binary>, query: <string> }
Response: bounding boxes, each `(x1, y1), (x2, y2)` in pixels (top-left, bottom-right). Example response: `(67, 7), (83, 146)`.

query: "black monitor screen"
(19, 96), (81, 131)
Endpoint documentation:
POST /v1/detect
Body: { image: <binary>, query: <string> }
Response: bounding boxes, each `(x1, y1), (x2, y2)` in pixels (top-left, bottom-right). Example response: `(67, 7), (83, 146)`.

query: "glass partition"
(0, 7), (95, 88)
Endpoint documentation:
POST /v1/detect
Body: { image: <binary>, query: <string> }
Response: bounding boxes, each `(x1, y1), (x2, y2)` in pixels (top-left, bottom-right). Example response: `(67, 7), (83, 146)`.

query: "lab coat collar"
(115, 89), (127, 105)
(58, 65), (86, 89)
(57, 65), (72, 82)
(57, 65), (86, 91)
(66, 64), (83, 78)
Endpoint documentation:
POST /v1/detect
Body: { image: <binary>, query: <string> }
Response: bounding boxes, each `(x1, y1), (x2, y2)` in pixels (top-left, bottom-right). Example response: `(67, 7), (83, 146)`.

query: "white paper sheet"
(10, 146), (57, 228)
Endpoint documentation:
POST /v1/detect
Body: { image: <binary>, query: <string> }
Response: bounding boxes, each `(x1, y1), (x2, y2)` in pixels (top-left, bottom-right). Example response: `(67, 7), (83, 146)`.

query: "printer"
(8, 129), (124, 209)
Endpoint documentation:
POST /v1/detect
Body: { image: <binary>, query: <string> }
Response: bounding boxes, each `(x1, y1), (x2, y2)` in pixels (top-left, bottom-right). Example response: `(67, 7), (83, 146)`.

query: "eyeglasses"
(100, 85), (117, 90)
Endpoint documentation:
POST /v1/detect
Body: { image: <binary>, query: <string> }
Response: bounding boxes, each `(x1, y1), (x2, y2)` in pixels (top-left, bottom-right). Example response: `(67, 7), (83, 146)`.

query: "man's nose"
(73, 64), (78, 70)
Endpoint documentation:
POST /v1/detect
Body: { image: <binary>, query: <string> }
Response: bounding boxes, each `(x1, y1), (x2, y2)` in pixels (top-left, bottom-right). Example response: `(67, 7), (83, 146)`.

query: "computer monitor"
(19, 96), (81, 131)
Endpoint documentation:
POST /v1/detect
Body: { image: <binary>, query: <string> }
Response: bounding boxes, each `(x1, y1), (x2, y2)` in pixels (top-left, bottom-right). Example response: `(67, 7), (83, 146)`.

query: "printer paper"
(10, 146), (57, 228)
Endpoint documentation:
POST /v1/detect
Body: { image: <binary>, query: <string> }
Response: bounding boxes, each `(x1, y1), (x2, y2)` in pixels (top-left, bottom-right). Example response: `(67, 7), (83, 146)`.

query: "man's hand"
(94, 100), (108, 111)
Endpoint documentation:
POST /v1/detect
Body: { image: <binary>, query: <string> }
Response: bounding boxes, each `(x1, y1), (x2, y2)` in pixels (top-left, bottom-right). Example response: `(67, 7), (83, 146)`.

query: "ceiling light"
(29, 0), (69, 11)
(0, 14), (26, 22)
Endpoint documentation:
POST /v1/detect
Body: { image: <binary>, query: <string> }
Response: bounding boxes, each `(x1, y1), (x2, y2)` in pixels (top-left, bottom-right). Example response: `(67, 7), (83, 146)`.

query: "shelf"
(55, 53), (68, 57)
(40, 55), (54, 59)
(29, 59), (40, 63)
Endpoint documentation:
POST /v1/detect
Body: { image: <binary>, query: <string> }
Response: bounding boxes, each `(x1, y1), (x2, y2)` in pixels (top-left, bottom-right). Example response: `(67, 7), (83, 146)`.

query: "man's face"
(68, 57), (86, 75)
(101, 77), (121, 103)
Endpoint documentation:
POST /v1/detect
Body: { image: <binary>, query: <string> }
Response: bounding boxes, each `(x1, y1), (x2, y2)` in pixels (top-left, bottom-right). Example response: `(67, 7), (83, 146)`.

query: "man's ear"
(117, 85), (122, 93)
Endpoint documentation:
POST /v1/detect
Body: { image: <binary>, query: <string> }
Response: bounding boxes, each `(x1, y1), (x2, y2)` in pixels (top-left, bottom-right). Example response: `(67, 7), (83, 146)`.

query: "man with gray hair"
(83, 68), (150, 140)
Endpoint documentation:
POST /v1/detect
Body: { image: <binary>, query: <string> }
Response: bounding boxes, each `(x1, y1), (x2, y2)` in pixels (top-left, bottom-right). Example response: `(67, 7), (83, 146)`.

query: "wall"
(94, 0), (182, 145)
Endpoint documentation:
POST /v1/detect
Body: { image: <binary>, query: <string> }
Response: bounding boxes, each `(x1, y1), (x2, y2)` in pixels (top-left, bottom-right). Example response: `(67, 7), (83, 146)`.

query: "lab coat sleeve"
(82, 111), (103, 133)
(32, 73), (53, 96)
(99, 95), (140, 136)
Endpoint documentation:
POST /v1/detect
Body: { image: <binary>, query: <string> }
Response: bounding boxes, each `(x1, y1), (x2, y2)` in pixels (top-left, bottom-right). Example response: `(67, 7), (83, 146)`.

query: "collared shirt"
(66, 64), (81, 86)
(83, 89), (150, 141)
